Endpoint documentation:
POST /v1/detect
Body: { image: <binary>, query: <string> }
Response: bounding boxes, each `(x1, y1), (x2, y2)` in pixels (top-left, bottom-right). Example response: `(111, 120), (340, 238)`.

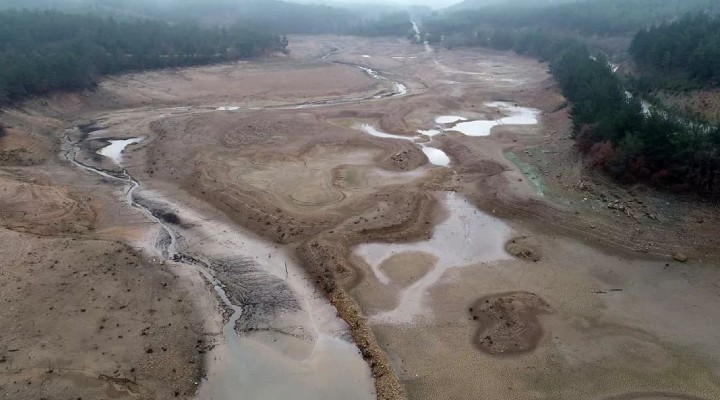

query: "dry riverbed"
(1, 34), (719, 400)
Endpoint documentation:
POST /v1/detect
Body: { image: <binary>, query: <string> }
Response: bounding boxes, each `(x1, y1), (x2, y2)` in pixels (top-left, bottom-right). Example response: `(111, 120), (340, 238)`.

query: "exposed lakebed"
(354, 192), (513, 324)
(88, 135), (377, 399)
(360, 101), (541, 167)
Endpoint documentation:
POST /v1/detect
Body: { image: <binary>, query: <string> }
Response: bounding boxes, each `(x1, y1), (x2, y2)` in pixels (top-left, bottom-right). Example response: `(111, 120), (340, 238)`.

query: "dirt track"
(1, 34), (720, 400)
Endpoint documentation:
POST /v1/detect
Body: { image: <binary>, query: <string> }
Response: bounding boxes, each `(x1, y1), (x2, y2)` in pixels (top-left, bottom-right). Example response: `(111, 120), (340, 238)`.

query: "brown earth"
(1, 34), (720, 400)
(469, 292), (553, 355)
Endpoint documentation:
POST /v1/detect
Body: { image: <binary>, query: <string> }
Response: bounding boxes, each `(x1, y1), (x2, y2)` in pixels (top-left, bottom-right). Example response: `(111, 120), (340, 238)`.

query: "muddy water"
(355, 192), (513, 324)
(97, 137), (143, 164)
(144, 192), (377, 400)
(72, 130), (376, 400)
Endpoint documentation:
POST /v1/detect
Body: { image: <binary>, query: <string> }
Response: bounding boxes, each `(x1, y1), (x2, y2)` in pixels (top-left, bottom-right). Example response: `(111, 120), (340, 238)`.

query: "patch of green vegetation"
(505, 150), (545, 196)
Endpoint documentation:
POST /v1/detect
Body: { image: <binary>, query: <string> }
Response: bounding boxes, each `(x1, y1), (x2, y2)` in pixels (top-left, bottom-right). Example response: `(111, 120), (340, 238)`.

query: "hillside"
(0, 0), (362, 33)
(449, 0), (576, 11)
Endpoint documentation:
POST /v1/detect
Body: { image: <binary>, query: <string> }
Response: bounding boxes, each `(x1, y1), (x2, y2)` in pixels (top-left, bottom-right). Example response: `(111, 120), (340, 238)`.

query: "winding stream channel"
(59, 55), (417, 399)
(64, 126), (377, 398)
(60, 35), (542, 399)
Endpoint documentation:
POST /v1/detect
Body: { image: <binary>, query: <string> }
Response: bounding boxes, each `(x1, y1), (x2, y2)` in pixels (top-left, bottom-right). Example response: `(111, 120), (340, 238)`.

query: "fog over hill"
(449, 0), (578, 10)
(290, 0), (460, 9)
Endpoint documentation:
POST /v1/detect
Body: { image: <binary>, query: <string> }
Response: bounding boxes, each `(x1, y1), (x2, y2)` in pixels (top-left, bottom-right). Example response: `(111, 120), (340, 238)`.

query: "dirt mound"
(469, 292), (552, 355)
(506, 236), (542, 262)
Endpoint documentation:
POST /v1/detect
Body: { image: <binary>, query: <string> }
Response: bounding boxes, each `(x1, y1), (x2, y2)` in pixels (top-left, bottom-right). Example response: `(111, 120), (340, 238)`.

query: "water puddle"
(442, 102), (540, 137)
(97, 137), (143, 164)
(362, 55), (371, 58)
(420, 145), (450, 166)
(216, 106), (241, 111)
(360, 102), (540, 166)
(435, 116), (466, 124)
(360, 124), (451, 167)
(360, 124), (415, 141)
(354, 192), (513, 324)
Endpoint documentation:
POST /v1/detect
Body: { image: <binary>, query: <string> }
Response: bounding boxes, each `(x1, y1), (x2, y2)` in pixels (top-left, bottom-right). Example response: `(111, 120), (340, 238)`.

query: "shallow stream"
(73, 134), (377, 399)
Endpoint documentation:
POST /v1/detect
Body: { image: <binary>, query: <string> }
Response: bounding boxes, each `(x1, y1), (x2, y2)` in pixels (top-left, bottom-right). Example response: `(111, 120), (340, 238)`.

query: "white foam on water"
(216, 106), (241, 111)
(355, 192), (513, 324)
(362, 55), (371, 58)
(97, 137), (143, 165)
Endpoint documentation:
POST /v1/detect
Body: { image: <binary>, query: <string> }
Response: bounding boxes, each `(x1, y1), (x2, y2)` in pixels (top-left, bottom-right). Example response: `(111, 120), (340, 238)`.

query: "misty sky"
(304, 0), (462, 9)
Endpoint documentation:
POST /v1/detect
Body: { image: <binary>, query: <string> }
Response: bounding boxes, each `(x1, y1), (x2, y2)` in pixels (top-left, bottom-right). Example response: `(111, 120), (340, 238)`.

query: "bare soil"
(1, 34), (719, 400)
(469, 292), (553, 355)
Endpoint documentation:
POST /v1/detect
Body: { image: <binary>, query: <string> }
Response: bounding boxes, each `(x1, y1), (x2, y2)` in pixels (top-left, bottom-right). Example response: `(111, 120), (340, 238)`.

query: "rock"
(673, 253), (688, 263)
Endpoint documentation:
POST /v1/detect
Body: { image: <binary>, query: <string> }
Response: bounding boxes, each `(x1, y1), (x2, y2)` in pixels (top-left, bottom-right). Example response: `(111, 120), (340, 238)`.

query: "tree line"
(0, 0), (414, 36)
(0, 10), (287, 104)
(631, 14), (720, 86)
(421, 20), (720, 196)
(425, 0), (720, 37)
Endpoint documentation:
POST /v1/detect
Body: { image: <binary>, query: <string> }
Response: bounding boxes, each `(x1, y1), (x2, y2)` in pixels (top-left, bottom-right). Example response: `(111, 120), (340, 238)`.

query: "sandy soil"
(1, 34), (719, 400)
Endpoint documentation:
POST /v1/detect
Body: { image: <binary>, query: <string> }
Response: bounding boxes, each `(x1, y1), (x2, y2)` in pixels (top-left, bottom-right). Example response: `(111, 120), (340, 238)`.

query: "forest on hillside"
(421, 0), (720, 197)
(426, 0), (720, 36)
(0, 0), (413, 36)
(0, 10), (287, 104)
(0, 0), (416, 105)
(631, 14), (720, 86)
